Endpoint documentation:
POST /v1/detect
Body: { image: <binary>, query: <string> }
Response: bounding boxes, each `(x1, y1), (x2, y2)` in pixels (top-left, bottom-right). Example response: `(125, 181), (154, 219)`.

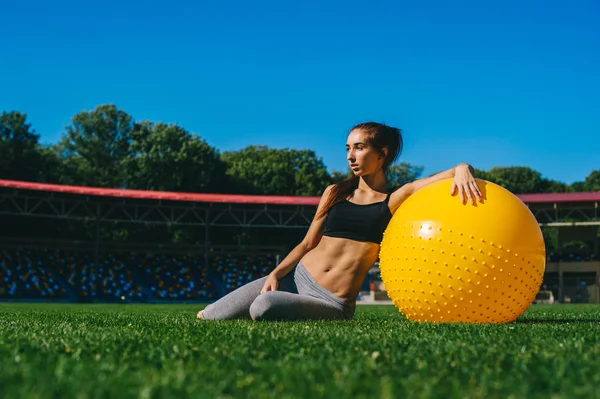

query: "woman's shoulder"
(321, 184), (337, 198)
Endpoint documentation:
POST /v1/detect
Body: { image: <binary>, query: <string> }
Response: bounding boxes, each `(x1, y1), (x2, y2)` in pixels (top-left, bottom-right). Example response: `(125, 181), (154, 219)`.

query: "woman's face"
(346, 129), (385, 176)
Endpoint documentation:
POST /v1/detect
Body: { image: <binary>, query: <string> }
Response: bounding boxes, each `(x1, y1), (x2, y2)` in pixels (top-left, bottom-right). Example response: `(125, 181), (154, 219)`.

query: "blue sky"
(1, 0), (598, 184)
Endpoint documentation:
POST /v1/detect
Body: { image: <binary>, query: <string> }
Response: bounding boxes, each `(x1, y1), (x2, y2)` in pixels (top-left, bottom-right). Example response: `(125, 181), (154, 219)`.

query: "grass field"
(1, 303), (599, 399)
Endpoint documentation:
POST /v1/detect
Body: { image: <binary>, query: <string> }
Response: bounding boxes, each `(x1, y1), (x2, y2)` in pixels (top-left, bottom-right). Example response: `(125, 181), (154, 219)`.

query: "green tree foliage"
(583, 170), (600, 191)
(542, 227), (558, 252)
(386, 162), (425, 191)
(35, 146), (65, 184)
(2, 105), (598, 198)
(473, 168), (491, 181)
(55, 104), (134, 187)
(476, 166), (583, 194)
(539, 178), (573, 193)
(330, 169), (352, 184)
(484, 166), (543, 194)
(221, 146), (330, 195)
(571, 181), (586, 192)
(127, 122), (227, 193)
(0, 111), (44, 181)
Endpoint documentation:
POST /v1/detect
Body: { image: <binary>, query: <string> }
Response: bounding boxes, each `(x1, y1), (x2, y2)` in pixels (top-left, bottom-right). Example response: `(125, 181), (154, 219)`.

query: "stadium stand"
(1, 179), (599, 304)
(57, 250), (144, 301)
(1, 243), (598, 302)
(0, 246), (221, 301)
(135, 252), (219, 300)
(0, 248), (68, 299)
(211, 253), (278, 293)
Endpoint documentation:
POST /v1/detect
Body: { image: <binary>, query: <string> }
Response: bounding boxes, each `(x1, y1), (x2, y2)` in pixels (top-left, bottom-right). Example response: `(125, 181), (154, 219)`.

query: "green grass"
(1, 303), (599, 399)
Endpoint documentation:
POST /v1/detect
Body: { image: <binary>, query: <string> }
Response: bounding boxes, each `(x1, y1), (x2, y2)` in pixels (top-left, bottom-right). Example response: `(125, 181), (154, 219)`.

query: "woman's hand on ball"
(260, 274), (279, 294)
(451, 163), (482, 204)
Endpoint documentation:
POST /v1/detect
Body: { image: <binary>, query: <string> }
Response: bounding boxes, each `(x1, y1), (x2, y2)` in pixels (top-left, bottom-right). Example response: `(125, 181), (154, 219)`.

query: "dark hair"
(316, 122), (403, 220)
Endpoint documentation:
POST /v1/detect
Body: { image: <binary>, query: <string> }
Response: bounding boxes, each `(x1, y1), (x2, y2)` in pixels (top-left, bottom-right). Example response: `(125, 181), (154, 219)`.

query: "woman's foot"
(196, 310), (204, 319)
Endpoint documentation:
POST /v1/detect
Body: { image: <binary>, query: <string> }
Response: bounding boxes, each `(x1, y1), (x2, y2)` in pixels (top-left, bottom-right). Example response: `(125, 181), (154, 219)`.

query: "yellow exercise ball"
(379, 178), (546, 324)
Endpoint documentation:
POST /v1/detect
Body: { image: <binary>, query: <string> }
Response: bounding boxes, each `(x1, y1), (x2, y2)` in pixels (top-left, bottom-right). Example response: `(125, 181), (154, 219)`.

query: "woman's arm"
(267, 185), (334, 281)
(388, 163), (481, 213)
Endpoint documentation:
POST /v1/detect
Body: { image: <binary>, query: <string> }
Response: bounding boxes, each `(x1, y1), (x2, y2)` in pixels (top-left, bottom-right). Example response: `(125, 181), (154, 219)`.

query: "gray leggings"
(201, 262), (356, 321)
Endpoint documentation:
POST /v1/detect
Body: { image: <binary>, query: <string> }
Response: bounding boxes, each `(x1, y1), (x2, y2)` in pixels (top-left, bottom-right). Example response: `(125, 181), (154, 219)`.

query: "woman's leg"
(199, 276), (266, 320)
(199, 271), (298, 320)
(249, 291), (347, 321)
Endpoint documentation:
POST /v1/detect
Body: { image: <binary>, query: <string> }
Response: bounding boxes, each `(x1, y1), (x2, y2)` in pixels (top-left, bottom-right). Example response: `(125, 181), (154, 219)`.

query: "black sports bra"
(322, 193), (393, 244)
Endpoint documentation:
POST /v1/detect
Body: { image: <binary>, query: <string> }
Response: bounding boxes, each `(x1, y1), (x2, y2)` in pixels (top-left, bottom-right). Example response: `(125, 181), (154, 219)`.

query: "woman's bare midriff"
(300, 236), (380, 302)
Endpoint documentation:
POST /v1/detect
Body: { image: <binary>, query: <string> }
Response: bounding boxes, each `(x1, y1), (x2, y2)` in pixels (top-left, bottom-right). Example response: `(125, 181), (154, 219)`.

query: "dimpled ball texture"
(379, 178), (546, 324)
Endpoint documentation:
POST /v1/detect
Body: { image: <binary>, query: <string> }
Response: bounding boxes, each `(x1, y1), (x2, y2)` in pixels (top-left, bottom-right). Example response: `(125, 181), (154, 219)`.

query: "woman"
(198, 122), (482, 321)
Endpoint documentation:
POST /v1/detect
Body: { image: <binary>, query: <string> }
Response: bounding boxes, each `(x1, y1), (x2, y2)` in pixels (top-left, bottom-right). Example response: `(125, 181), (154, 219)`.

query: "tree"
(583, 170), (600, 191)
(330, 169), (352, 184)
(37, 146), (64, 184)
(126, 122), (227, 193)
(221, 146), (331, 195)
(0, 111), (44, 181)
(473, 168), (492, 181)
(291, 149), (334, 196)
(55, 104), (134, 187)
(539, 178), (573, 193)
(475, 166), (579, 193)
(386, 162), (424, 191)
(482, 166), (543, 194)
